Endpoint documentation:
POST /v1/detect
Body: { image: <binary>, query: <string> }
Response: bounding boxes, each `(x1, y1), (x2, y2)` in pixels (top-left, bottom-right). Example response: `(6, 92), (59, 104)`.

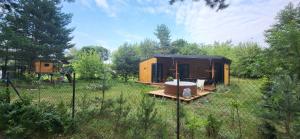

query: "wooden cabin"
(139, 54), (231, 85)
(33, 60), (57, 73)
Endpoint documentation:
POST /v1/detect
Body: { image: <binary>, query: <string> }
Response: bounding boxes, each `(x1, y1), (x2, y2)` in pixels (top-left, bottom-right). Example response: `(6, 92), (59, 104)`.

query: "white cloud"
(174, 0), (299, 46)
(95, 0), (109, 9)
(94, 0), (118, 17)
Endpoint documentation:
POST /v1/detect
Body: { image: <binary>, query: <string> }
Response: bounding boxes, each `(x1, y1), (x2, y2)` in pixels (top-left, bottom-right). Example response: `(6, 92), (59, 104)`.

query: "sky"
(62, 0), (299, 51)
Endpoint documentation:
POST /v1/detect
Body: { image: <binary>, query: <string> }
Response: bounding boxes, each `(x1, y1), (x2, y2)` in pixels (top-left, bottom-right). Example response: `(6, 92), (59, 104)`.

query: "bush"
(72, 50), (104, 79)
(132, 94), (157, 137)
(206, 114), (222, 138)
(257, 121), (277, 139)
(0, 97), (72, 138)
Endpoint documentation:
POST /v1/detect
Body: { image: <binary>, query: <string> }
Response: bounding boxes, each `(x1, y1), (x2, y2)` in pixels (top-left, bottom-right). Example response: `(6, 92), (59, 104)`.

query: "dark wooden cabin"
(139, 54), (231, 85)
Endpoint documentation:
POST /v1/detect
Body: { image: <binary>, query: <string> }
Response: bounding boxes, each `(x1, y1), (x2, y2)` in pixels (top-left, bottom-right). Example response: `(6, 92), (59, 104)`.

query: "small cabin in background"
(139, 54), (231, 86)
(33, 60), (58, 73)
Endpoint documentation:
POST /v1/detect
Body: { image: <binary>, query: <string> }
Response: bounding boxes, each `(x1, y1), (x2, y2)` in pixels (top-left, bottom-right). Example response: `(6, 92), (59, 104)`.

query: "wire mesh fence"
(0, 72), (288, 138)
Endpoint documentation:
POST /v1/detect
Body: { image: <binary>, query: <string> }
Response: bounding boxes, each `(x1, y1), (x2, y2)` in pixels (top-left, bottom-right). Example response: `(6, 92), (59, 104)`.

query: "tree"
(234, 42), (266, 78)
(134, 94), (157, 136)
(72, 50), (104, 79)
(265, 2), (300, 78)
(260, 74), (300, 138)
(0, 0), (74, 77)
(137, 39), (159, 60)
(169, 39), (207, 55)
(80, 45), (110, 61)
(154, 24), (171, 54)
(178, 43), (207, 55)
(169, 0), (229, 11)
(112, 43), (139, 82)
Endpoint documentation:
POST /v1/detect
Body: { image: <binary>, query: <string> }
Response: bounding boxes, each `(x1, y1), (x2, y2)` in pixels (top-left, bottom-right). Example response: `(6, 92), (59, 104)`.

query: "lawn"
(3, 77), (264, 138)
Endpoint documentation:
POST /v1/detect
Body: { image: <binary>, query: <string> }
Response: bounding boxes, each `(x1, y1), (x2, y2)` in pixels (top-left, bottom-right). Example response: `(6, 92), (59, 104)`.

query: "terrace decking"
(148, 89), (211, 102)
(147, 83), (216, 102)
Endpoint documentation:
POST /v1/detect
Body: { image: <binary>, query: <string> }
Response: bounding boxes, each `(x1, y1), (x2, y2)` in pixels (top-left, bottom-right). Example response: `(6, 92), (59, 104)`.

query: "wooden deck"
(136, 81), (216, 91)
(148, 89), (212, 102)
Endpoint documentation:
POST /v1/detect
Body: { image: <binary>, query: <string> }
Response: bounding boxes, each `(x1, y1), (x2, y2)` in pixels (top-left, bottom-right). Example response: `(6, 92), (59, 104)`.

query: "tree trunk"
(2, 46), (9, 79)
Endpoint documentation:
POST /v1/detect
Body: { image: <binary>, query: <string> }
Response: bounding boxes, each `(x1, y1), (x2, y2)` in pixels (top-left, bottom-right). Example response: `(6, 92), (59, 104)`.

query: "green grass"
(3, 77), (264, 138)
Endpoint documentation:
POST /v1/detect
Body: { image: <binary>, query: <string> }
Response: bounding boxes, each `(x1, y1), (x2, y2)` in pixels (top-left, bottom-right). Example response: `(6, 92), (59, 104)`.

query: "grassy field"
(3, 77), (264, 138)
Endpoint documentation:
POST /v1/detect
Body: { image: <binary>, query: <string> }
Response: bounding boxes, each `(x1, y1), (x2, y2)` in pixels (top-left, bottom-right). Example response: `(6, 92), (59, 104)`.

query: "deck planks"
(148, 89), (211, 102)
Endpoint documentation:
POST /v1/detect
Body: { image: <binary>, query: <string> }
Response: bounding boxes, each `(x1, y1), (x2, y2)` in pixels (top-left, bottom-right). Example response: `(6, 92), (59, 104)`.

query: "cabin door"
(178, 64), (189, 80)
(214, 63), (224, 83)
(152, 63), (163, 83)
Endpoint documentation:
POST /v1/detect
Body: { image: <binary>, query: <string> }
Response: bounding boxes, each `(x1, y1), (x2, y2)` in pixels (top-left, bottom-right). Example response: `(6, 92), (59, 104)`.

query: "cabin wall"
(157, 58), (211, 81)
(139, 58), (157, 83)
(34, 61), (54, 73)
(139, 57), (231, 85)
(224, 63), (230, 85)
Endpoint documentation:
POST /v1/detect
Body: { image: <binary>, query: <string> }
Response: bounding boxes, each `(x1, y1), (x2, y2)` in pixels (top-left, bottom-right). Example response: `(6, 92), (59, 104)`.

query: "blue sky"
(62, 0), (299, 51)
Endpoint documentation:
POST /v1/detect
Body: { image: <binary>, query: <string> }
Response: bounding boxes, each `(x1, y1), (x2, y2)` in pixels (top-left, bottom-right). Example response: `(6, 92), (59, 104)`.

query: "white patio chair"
(196, 79), (205, 91)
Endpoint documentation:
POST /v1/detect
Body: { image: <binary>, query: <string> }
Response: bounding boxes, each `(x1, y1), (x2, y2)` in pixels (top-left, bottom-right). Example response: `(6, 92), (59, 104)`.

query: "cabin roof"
(141, 54), (231, 64)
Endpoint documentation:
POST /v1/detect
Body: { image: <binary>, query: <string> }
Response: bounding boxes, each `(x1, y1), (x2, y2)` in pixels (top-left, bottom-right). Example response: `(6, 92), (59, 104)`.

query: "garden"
(1, 0), (300, 139)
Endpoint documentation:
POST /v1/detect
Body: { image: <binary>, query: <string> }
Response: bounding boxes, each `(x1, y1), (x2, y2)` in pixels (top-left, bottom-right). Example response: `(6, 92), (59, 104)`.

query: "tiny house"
(139, 54), (231, 85)
(33, 60), (57, 73)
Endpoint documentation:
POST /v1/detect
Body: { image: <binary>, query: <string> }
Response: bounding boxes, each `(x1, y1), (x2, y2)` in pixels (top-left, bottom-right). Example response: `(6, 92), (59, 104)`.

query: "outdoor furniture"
(164, 81), (197, 96)
(196, 79), (205, 91)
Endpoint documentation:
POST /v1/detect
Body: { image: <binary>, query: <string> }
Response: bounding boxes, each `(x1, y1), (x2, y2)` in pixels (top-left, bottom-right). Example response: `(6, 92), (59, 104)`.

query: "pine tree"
(154, 24), (171, 54)
(0, 0), (74, 74)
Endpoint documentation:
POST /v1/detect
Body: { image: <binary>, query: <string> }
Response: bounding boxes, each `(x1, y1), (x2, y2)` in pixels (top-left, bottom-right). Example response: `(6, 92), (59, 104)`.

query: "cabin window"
(44, 63), (50, 67)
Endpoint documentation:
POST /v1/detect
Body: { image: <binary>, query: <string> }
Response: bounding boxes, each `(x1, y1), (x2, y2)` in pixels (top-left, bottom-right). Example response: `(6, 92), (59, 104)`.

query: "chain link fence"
(0, 71), (283, 138)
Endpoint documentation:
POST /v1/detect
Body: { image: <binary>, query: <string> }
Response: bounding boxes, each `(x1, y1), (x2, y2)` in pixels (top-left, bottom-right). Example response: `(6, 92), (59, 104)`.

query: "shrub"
(113, 92), (130, 133)
(206, 114), (222, 138)
(133, 94), (157, 137)
(0, 97), (73, 138)
(185, 114), (207, 139)
(257, 121), (277, 139)
(260, 74), (300, 138)
(72, 50), (104, 79)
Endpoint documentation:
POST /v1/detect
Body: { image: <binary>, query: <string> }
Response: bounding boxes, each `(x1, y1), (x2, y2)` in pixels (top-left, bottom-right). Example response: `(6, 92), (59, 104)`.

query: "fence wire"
(0, 72), (274, 139)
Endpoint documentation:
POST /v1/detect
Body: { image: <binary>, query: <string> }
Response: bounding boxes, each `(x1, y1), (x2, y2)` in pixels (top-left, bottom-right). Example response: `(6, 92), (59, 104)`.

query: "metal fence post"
(176, 63), (180, 139)
(72, 72), (76, 120)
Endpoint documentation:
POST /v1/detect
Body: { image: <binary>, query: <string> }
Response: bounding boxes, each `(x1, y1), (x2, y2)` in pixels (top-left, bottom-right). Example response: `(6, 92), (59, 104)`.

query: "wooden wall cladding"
(139, 58), (157, 83)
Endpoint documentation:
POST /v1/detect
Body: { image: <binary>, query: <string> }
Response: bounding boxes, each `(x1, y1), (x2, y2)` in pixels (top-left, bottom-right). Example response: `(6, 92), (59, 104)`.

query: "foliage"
(229, 99), (243, 138)
(112, 43), (139, 82)
(72, 50), (104, 79)
(202, 41), (268, 78)
(169, 0), (229, 11)
(206, 114), (222, 138)
(0, 86), (10, 103)
(80, 45), (110, 61)
(134, 94), (157, 136)
(113, 92), (130, 133)
(154, 24), (172, 54)
(0, 97), (72, 138)
(257, 121), (277, 139)
(265, 2), (300, 79)
(136, 39), (159, 60)
(185, 113), (207, 139)
(260, 74), (300, 138)
(171, 39), (207, 55)
(234, 42), (266, 78)
(0, 0), (74, 75)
